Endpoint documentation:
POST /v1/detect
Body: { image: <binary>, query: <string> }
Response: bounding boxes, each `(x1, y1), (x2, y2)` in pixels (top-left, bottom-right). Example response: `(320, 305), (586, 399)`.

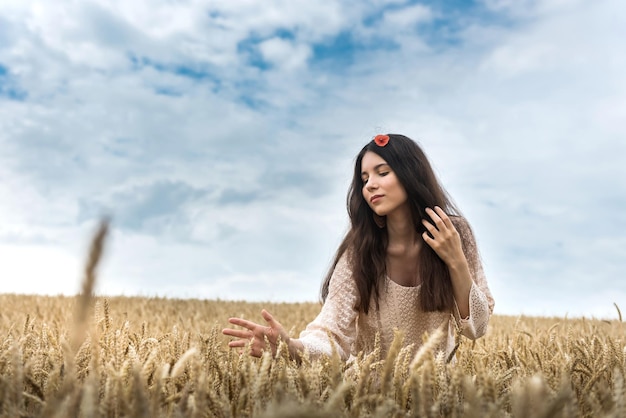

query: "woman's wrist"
(447, 256), (469, 274)
(287, 338), (304, 361)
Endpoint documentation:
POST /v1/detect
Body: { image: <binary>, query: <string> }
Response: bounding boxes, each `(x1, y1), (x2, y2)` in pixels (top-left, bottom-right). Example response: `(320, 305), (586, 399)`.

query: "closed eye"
(362, 171), (389, 185)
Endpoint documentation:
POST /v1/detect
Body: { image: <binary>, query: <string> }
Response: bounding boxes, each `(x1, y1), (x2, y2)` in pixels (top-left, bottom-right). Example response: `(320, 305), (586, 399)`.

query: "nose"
(366, 179), (378, 192)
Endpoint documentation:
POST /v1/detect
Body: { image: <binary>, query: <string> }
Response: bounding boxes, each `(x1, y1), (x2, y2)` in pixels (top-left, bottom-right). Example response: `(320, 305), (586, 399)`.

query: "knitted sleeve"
(451, 217), (495, 339)
(296, 253), (359, 360)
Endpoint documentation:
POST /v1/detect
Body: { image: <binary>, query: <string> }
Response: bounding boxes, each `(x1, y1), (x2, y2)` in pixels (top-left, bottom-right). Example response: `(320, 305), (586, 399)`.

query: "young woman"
(223, 134), (494, 361)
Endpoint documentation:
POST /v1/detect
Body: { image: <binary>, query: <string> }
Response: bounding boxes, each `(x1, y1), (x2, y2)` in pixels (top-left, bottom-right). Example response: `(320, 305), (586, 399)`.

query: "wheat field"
(1, 224), (624, 417)
(0, 293), (624, 418)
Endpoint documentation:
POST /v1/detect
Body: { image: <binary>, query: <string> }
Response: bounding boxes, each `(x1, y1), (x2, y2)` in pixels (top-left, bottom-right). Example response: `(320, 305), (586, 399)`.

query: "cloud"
(79, 180), (208, 232)
(0, 0), (624, 319)
(0, 244), (81, 294)
(382, 3), (433, 28)
(259, 37), (312, 71)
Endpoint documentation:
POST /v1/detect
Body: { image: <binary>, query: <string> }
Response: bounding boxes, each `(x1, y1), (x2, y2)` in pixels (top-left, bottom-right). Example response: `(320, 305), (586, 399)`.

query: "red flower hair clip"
(374, 134), (390, 147)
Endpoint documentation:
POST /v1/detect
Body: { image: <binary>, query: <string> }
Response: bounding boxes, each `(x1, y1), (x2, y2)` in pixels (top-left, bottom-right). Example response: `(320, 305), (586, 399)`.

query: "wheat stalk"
(71, 218), (109, 352)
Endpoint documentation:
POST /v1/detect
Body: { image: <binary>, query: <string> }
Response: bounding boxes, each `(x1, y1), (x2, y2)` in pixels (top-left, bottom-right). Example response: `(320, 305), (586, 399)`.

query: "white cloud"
(481, 43), (556, 77)
(259, 37), (312, 71)
(593, 97), (626, 134)
(0, 244), (82, 294)
(382, 3), (433, 28)
(480, 0), (587, 18)
(0, 0), (625, 319)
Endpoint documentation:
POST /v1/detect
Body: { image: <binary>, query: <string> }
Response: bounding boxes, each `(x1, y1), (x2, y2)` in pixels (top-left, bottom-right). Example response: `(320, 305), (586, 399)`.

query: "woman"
(223, 134), (494, 361)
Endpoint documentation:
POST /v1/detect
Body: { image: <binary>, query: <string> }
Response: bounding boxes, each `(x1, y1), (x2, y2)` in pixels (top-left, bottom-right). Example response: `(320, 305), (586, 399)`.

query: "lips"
(370, 195), (383, 203)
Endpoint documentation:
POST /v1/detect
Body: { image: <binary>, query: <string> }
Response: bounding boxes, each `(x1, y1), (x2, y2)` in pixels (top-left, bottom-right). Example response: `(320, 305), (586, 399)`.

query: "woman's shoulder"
(449, 214), (472, 233)
(449, 215), (479, 250)
(449, 215), (483, 269)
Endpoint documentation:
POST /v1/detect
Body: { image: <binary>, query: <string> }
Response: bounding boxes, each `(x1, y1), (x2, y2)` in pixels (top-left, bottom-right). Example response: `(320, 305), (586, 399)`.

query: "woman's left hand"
(421, 206), (465, 266)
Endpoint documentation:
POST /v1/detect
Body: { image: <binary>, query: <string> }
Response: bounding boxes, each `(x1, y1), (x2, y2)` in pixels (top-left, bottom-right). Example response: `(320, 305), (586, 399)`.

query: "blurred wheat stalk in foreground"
(0, 223), (625, 417)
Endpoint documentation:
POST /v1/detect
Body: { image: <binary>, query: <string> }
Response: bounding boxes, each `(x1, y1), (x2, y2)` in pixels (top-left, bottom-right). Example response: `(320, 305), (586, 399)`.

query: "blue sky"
(1, 0), (624, 318)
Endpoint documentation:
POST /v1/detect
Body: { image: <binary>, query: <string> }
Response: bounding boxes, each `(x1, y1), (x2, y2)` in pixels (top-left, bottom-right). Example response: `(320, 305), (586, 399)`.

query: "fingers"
(227, 339), (249, 348)
(422, 230), (435, 247)
(227, 317), (260, 330)
(424, 207), (443, 229)
(223, 311), (286, 357)
(423, 206), (455, 233)
(422, 217), (439, 238)
(262, 310), (287, 343)
(222, 328), (252, 339)
(261, 309), (277, 326)
(433, 206), (454, 229)
(227, 335), (267, 358)
(223, 318), (259, 349)
(422, 207), (447, 249)
(422, 206), (464, 266)
(229, 340), (263, 358)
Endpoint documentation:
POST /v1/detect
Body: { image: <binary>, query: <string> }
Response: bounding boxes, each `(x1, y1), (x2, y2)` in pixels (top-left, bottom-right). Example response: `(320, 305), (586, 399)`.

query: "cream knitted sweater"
(297, 218), (495, 360)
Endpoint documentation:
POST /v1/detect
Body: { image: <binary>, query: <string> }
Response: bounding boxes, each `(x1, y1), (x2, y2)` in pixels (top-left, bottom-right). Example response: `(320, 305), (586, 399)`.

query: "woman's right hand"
(222, 309), (290, 357)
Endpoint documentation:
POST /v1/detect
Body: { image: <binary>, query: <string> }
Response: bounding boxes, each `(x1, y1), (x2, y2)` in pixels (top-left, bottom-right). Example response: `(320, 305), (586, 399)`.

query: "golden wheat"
(0, 293), (624, 417)
(1, 223), (625, 416)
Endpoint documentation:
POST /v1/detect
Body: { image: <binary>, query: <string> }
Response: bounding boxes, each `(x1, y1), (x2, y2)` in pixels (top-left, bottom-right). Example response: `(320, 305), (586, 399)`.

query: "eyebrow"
(361, 163), (389, 176)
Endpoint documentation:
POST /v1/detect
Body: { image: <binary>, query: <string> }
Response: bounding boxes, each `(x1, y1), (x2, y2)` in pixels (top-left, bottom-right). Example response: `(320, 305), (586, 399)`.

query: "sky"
(0, 0), (624, 319)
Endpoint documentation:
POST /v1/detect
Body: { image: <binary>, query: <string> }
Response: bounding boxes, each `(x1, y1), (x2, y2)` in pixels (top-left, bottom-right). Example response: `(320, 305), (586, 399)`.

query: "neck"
(385, 205), (416, 246)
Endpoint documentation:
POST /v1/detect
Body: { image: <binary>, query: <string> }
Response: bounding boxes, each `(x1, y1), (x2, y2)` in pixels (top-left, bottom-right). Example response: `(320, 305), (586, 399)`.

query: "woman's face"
(360, 151), (408, 217)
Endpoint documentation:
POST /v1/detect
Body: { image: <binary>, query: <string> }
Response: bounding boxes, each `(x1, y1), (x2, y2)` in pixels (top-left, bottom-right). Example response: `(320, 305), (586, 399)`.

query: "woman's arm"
(223, 253), (359, 361)
(422, 207), (495, 337)
(422, 206), (473, 317)
(294, 253), (359, 360)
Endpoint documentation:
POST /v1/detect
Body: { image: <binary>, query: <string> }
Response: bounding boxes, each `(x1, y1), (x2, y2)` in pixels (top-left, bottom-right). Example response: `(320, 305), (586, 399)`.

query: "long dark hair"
(321, 134), (460, 314)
